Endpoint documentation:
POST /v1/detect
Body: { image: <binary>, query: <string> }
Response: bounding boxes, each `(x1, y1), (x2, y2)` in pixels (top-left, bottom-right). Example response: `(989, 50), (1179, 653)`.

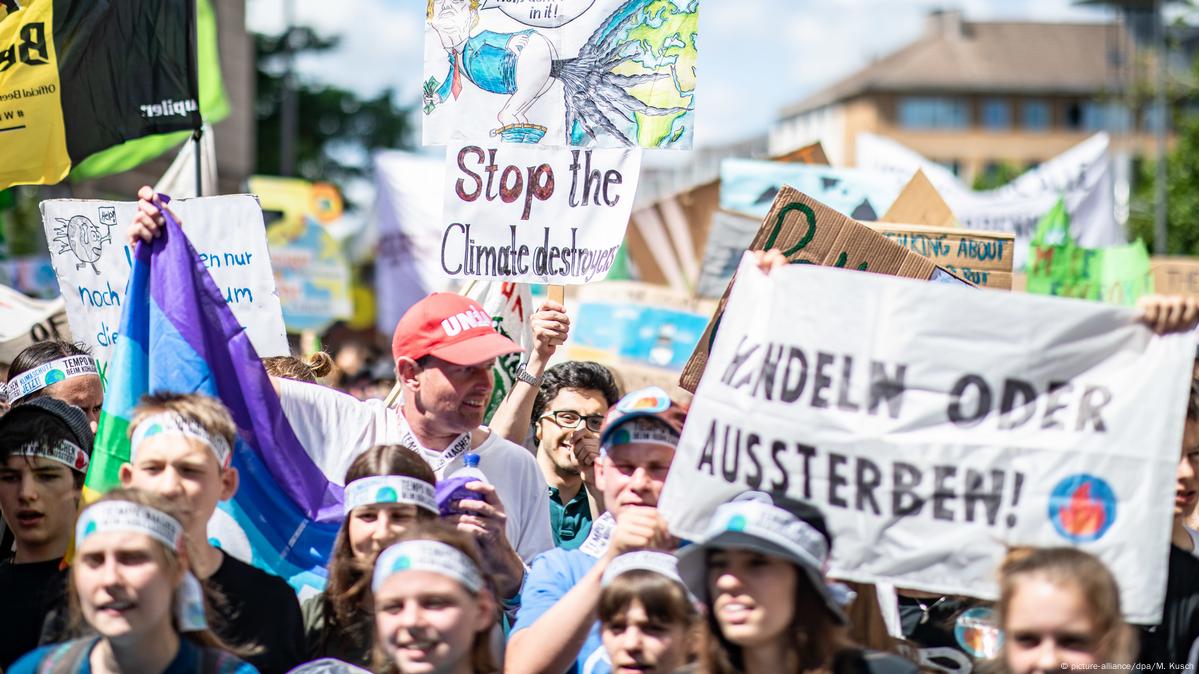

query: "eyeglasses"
(540, 410), (605, 433)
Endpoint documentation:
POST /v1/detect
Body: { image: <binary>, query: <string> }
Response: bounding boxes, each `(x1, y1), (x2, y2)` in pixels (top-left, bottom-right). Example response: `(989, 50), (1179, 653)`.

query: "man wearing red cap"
(127, 189), (553, 604)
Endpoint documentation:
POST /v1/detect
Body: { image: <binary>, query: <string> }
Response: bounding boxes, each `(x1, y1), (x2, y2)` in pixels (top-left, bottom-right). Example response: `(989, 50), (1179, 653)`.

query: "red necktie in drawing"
(451, 51), (464, 100)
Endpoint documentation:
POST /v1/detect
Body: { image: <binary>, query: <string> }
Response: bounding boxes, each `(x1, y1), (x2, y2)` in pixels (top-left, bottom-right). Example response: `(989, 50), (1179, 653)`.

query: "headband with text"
(5, 356), (97, 401)
(76, 501), (184, 552)
(131, 412), (233, 468)
(344, 476), (438, 516)
(16, 439), (89, 473)
(373, 540), (484, 594)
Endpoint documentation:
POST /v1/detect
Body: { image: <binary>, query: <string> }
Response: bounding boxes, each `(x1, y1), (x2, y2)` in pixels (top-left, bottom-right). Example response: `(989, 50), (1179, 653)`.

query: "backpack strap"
(36, 638), (97, 674)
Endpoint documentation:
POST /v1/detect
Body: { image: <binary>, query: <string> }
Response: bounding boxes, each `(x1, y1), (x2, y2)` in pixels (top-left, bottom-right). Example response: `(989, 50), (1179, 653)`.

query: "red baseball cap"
(392, 293), (522, 365)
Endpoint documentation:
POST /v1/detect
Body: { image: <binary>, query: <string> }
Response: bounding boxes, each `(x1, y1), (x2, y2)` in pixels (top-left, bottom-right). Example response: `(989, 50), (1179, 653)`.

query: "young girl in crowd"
(8, 488), (256, 673)
(592, 551), (698, 674)
(371, 522), (499, 674)
(676, 491), (918, 674)
(302, 444), (440, 666)
(997, 547), (1136, 674)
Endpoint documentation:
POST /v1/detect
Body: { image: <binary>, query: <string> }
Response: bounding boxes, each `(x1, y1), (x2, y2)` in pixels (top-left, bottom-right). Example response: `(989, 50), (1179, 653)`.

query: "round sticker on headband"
(44, 369), (66, 386)
(376, 486), (398, 503)
(953, 607), (1003, 659)
(1048, 474), (1116, 543)
(725, 514), (748, 532)
(616, 388), (670, 414)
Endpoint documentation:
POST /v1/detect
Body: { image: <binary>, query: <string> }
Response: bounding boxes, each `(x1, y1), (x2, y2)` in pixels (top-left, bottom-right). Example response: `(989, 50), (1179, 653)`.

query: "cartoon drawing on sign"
(51, 208), (116, 275)
(424, 0), (696, 146)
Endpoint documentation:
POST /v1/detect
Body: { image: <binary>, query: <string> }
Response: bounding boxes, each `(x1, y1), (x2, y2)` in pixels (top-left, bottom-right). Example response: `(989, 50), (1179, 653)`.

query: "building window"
(898, 96), (969, 129)
(981, 98), (1010, 131)
(1021, 100), (1051, 131)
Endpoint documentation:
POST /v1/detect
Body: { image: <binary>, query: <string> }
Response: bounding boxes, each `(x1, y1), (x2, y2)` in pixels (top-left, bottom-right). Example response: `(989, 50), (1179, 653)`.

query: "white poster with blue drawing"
(721, 159), (907, 221)
(423, 0), (699, 149)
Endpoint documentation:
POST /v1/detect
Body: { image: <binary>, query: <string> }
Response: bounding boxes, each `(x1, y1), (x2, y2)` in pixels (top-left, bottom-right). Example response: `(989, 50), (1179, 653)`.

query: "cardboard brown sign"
(678, 186), (939, 392)
(771, 141), (830, 166)
(866, 222), (1014, 290)
(1151, 257), (1199, 296)
(880, 169), (959, 229)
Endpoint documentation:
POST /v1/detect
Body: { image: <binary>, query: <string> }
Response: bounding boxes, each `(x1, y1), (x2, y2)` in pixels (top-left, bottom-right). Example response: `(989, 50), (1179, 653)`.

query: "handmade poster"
(720, 159), (905, 221)
(441, 142), (641, 283)
(695, 210), (763, 298)
(867, 223), (1014, 290)
(39, 196), (288, 386)
(0, 284), (69, 363)
(567, 281), (714, 371)
(422, 0), (699, 149)
(1152, 257), (1199, 297)
(1, 0), (201, 190)
(658, 257), (1193, 625)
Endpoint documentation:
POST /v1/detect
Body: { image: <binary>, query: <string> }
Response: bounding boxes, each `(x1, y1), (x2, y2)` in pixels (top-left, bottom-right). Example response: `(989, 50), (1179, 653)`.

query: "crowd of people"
(1, 187), (1198, 674)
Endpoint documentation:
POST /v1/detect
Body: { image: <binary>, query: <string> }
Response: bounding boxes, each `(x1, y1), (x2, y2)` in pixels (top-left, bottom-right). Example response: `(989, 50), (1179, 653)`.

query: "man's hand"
(605, 506), (674, 560)
(128, 186), (177, 245)
(753, 248), (788, 274)
(530, 301), (570, 363)
(450, 482), (525, 599)
(1138, 294), (1199, 334)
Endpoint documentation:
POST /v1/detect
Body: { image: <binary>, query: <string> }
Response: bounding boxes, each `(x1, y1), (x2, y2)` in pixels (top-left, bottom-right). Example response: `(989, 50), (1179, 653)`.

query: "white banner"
(855, 132), (1121, 269)
(0, 285), (70, 364)
(373, 150), (451, 336)
(422, 0), (698, 149)
(39, 196), (289, 386)
(658, 256), (1192, 625)
(441, 143), (640, 284)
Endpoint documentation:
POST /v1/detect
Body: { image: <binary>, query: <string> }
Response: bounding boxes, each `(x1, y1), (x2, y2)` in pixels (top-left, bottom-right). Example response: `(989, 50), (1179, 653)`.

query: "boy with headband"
(6, 341), (103, 430)
(118, 392), (304, 674)
(0, 398), (93, 669)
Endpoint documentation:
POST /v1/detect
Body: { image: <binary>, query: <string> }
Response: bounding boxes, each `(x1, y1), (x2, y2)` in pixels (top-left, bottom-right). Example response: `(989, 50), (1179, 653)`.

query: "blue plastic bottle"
(437, 453), (488, 516)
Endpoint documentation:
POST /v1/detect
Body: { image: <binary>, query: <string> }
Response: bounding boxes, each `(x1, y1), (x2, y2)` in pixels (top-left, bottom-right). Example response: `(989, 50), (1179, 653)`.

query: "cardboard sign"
(1151, 257), (1199, 296)
(422, 0), (698, 149)
(866, 223), (1014, 290)
(39, 196), (288, 386)
(880, 170), (959, 229)
(679, 186), (939, 392)
(659, 257), (1193, 625)
(772, 141), (830, 166)
(441, 143), (641, 284)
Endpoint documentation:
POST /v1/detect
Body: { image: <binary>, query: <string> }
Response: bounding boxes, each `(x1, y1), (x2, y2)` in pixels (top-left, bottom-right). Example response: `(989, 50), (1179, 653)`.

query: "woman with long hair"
(997, 547), (1136, 673)
(372, 521), (498, 674)
(8, 488), (256, 673)
(676, 492), (918, 674)
(302, 444), (440, 666)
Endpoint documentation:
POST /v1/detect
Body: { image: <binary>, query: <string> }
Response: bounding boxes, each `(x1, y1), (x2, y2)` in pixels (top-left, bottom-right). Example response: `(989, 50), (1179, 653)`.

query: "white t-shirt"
(276, 379), (553, 562)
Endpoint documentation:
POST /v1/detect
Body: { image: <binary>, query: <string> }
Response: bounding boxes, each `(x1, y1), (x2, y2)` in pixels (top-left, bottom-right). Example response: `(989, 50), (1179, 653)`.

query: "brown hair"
(129, 392), (237, 454)
(68, 488), (255, 656)
(262, 352), (334, 384)
(1187, 378), (1199, 421)
(7, 340), (94, 405)
(316, 445), (438, 660)
(698, 556), (856, 674)
(600, 569), (697, 628)
(997, 547), (1136, 669)
(372, 521), (497, 674)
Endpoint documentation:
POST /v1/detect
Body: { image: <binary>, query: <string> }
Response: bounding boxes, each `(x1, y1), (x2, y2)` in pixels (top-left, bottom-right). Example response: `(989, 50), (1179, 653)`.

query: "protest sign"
(679, 186), (940, 392)
(0, 284), (69, 364)
(39, 196), (288, 386)
(695, 210), (765, 298)
(1026, 200), (1151, 307)
(866, 223), (1014, 290)
(880, 170), (959, 229)
(251, 176), (353, 333)
(857, 133), (1120, 269)
(659, 257), (1193, 624)
(1, 0), (201, 190)
(422, 0), (698, 149)
(441, 142), (641, 284)
(568, 280), (715, 369)
(1151, 257), (1199, 297)
(721, 159), (905, 221)
(461, 280), (534, 423)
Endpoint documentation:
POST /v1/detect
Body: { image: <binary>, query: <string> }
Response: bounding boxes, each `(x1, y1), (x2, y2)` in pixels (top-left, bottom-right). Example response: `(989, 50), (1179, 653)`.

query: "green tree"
(1128, 93), (1199, 254)
(972, 161), (1024, 191)
(255, 27), (413, 185)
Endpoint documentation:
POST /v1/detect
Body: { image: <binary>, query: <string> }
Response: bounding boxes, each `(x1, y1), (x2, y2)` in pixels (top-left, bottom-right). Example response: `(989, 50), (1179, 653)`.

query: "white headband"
(131, 412), (233, 468)
(602, 551), (685, 588)
(344, 476), (438, 516)
(5, 356), (97, 401)
(76, 501), (184, 552)
(16, 439), (89, 473)
(373, 540), (484, 594)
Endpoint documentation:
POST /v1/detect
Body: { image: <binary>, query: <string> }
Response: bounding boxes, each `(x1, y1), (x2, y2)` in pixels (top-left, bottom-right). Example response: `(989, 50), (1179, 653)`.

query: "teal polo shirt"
(548, 486), (594, 550)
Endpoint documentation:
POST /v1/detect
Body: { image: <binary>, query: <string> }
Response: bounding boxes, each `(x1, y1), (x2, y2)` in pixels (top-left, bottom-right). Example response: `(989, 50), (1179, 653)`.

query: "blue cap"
(464, 452), (480, 468)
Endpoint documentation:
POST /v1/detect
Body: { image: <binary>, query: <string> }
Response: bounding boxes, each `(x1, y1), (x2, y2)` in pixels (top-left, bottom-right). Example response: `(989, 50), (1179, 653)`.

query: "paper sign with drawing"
(658, 256), (1193, 625)
(422, 0), (699, 148)
(39, 196), (289, 386)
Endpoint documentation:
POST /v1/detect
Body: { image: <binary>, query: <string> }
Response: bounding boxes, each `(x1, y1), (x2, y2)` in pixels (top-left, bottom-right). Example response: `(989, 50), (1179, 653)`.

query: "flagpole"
(193, 127), (203, 197)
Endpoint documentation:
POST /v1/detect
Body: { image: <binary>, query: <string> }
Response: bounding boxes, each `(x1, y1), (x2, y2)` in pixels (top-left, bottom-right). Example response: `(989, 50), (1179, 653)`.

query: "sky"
(245, 0), (1117, 151)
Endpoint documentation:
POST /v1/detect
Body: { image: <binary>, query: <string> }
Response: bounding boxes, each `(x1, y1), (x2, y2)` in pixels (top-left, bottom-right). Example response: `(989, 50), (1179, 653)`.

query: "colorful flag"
(84, 199), (342, 593)
(0, 0), (201, 190)
(462, 280), (533, 424)
(70, 0), (229, 180)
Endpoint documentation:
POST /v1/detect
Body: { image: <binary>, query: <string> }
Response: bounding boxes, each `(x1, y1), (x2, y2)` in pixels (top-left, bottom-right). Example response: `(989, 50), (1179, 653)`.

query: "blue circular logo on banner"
(1048, 474), (1116, 543)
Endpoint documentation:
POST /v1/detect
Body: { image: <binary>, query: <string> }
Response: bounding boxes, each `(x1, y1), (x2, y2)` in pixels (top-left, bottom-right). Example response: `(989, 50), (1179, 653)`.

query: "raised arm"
(488, 301), (569, 446)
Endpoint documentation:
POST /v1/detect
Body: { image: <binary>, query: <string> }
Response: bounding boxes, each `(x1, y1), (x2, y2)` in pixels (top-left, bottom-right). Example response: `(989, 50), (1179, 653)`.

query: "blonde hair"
(997, 547), (1137, 669)
(68, 488), (256, 657)
(426, 0), (480, 19)
(129, 392), (237, 453)
(262, 352), (334, 384)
